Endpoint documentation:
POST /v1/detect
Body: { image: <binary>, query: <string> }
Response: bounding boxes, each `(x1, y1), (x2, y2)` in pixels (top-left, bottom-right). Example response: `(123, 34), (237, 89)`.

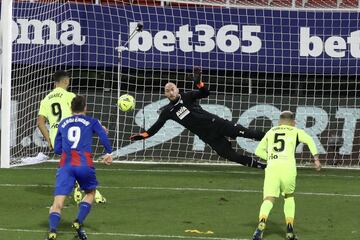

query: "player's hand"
(187, 66), (204, 88)
(129, 132), (149, 141)
(193, 66), (203, 87)
(101, 153), (113, 165)
(47, 141), (53, 151)
(314, 159), (321, 171)
(313, 155), (321, 171)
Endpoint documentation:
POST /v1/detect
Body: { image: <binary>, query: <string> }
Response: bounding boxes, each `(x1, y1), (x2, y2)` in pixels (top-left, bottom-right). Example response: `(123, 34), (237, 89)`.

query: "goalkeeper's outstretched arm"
(187, 66), (210, 100)
(130, 111), (168, 141)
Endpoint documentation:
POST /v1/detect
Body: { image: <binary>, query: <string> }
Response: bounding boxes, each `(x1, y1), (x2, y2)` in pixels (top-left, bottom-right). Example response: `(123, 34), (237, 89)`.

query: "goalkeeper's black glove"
(129, 132), (149, 141)
(187, 66), (204, 89)
(193, 66), (202, 86)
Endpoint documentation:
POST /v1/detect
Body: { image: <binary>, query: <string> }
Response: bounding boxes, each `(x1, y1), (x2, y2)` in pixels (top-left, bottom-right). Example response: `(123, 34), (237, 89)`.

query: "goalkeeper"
(130, 67), (266, 169)
(37, 70), (106, 204)
(251, 111), (321, 240)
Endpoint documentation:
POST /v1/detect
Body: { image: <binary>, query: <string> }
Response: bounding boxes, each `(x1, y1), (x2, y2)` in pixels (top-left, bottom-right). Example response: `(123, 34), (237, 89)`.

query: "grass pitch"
(0, 163), (359, 240)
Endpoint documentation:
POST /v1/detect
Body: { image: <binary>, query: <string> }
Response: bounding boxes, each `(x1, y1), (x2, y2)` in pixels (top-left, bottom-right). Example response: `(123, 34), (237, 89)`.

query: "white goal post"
(1, 0), (13, 168)
(1, 0), (359, 168)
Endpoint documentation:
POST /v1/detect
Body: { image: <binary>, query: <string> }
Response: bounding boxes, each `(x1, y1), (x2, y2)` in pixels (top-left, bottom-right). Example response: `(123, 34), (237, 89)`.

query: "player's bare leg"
(72, 189), (96, 240)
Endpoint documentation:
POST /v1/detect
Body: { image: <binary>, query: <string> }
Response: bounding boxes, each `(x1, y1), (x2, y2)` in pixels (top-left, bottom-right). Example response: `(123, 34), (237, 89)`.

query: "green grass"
(0, 163), (359, 240)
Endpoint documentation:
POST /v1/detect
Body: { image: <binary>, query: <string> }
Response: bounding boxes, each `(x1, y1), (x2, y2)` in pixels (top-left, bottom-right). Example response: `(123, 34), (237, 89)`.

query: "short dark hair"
(280, 111), (295, 120)
(53, 70), (70, 82)
(71, 95), (86, 113)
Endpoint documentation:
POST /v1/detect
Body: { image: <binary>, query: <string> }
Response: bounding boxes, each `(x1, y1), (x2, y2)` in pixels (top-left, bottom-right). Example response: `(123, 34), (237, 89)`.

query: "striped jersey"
(54, 114), (112, 167)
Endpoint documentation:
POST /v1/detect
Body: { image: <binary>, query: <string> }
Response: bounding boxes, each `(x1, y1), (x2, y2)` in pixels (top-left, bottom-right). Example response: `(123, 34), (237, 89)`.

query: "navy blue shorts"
(54, 166), (98, 196)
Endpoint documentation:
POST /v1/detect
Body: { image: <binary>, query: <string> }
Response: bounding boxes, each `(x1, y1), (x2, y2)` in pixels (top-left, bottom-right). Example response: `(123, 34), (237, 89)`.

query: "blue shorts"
(54, 166), (98, 196)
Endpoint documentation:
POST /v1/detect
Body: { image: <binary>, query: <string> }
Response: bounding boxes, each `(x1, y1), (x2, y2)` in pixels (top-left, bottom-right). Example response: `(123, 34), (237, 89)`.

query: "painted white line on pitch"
(15, 167), (360, 179)
(0, 183), (359, 198)
(0, 228), (247, 240)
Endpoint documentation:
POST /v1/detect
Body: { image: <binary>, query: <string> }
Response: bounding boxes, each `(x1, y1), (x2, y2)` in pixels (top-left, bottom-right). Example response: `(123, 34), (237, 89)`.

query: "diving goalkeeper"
(130, 67), (266, 169)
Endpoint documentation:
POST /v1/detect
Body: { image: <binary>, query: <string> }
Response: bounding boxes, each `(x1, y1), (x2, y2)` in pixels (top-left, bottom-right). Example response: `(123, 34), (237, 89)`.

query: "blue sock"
(49, 212), (61, 232)
(77, 202), (92, 224)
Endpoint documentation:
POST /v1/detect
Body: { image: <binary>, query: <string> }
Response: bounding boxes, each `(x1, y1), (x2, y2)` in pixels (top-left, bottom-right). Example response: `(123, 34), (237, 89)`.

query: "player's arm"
(53, 129), (62, 155)
(93, 120), (113, 165)
(37, 101), (53, 149)
(255, 133), (269, 161)
(130, 110), (168, 141)
(187, 66), (210, 100)
(93, 120), (112, 153)
(298, 129), (321, 171)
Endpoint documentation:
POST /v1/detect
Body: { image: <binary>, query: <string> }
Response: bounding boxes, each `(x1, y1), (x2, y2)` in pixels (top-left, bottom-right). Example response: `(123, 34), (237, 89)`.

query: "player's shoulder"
(58, 88), (75, 99)
(82, 115), (101, 125)
(157, 103), (172, 115)
(41, 88), (57, 101)
(66, 91), (76, 98)
(58, 115), (74, 129)
(180, 91), (193, 99)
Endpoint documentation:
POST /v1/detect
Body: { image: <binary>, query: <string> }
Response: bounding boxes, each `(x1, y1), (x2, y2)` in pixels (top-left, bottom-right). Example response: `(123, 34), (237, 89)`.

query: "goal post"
(3, 0), (360, 168)
(1, 0), (13, 168)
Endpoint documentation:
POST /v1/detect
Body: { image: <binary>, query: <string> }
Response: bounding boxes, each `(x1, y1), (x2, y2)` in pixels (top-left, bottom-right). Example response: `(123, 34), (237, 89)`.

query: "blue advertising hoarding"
(11, 3), (360, 74)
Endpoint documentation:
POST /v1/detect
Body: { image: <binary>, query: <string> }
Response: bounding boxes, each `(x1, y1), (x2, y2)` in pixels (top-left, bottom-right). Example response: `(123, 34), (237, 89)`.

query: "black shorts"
(204, 136), (234, 158)
(212, 118), (264, 140)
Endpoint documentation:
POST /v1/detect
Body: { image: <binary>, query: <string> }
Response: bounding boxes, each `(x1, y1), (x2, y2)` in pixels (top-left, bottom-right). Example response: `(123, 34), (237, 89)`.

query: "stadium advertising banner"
(13, 92), (360, 162)
(11, 3), (360, 74)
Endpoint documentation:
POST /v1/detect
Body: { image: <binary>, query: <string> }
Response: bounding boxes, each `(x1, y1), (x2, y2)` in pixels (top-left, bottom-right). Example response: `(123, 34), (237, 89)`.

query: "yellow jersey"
(38, 87), (75, 146)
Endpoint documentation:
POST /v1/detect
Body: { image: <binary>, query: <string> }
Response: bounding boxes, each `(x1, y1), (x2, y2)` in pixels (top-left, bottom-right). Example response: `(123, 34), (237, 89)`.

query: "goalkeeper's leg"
(220, 119), (265, 141)
(208, 137), (266, 169)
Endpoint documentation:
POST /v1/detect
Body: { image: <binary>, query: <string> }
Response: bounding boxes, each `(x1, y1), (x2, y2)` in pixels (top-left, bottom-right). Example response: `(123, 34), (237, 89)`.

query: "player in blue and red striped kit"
(46, 95), (113, 240)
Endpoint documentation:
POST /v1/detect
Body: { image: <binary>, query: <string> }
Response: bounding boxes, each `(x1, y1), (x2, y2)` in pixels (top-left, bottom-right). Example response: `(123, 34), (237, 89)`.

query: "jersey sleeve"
(146, 109), (169, 137)
(298, 129), (318, 156)
(186, 85), (210, 100)
(93, 119), (112, 153)
(38, 99), (48, 118)
(54, 128), (62, 155)
(255, 132), (269, 161)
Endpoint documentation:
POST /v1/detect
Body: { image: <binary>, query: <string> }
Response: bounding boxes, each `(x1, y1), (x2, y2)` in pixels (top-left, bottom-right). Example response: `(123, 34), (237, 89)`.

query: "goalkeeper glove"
(188, 66), (204, 89)
(130, 132), (149, 141)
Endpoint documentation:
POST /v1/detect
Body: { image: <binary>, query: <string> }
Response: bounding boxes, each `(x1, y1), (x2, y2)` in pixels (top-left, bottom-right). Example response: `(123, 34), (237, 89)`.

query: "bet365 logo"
(126, 22), (262, 53)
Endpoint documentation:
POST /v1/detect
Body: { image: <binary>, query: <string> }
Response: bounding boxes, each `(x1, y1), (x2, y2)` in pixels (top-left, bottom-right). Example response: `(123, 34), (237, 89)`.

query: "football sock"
(284, 197), (295, 228)
(259, 199), (273, 222)
(49, 212), (61, 232)
(77, 202), (92, 224)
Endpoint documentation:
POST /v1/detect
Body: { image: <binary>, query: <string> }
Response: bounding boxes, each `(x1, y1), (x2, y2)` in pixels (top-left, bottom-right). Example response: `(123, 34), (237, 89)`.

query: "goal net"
(4, 0), (360, 167)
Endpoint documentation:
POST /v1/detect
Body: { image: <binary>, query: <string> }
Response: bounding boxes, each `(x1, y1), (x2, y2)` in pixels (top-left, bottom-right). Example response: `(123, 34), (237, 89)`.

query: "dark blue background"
(12, 3), (360, 74)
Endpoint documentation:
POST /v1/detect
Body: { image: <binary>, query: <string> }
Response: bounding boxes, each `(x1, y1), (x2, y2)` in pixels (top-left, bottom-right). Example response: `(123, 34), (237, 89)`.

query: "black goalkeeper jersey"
(146, 86), (225, 140)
